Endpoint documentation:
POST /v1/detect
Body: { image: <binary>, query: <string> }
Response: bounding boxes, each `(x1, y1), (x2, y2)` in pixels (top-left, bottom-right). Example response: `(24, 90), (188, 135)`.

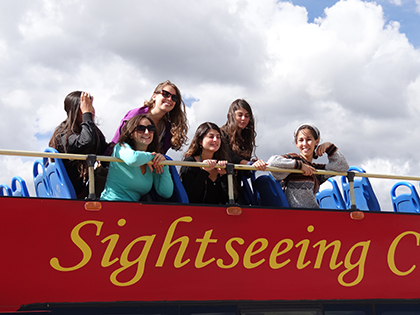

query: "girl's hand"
(252, 159), (267, 171)
(80, 92), (94, 115)
(201, 159), (217, 173)
(301, 163), (316, 176)
(149, 153), (165, 174)
(216, 160), (228, 175)
(316, 142), (332, 157)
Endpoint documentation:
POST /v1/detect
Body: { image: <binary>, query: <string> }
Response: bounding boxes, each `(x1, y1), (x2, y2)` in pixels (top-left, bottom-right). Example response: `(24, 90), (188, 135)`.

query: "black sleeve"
(65, 112), (98, 153)
(179, 157), (210, 203)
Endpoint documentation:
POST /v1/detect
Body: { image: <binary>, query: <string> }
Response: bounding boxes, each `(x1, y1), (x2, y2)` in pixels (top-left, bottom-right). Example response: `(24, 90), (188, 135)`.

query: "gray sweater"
(267, 144), (349, 208)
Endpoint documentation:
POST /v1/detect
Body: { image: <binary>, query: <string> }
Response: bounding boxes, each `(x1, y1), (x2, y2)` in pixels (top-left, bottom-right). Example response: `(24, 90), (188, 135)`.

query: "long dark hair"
(184, 122), (229, 161)
(221, 99), (256, 160)
(144, 80), (188, 151)
(118, 114), (159, 153)
(49, 91), (83, 152)
(48, 91), (104, 180)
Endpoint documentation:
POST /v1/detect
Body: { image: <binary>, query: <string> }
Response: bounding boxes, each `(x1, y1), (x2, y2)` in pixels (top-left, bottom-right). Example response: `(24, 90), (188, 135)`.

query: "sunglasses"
(134, 125), (156, 133)
(157, 90), (180, 103)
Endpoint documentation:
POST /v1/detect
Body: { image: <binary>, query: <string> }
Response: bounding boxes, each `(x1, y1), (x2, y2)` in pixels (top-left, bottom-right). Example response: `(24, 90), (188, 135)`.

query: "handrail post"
(226, 163), (235, 205)
(347, 171), (358, 210)
(86, 154), (97, 200)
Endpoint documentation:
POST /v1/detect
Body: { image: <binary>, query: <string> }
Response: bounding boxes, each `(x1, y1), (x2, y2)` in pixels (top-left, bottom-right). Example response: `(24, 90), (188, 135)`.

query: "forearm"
(153, 166), (174, 199)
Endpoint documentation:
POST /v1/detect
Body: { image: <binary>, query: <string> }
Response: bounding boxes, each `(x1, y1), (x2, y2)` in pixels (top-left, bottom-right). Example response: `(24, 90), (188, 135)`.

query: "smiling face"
(132, 117), (155, 149)
(295, 128), (319, 161)
(234, 107), (250, 131)
(200, 128), (221, 155)
(152, 85), (177, 114)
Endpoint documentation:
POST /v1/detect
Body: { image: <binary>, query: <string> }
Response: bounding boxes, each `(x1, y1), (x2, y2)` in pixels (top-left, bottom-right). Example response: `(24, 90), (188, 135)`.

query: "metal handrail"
(2, 149), (420, 207)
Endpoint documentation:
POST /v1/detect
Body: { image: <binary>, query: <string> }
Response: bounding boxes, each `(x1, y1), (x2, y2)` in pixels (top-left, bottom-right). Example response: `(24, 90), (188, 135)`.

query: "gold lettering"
(195, 230), (217, 268)
(388, 231), (420, 276)
(110, 235), (155, 286)
(295, 239), (311, 269)
(244, 238), (268, 269)
(313, 240), (343, 270)
(50, 220), (103, 272)
(156, 216), (192, 268)
(101, 219), (126, 267)
(216, 237), (244, 269)
(269, 239), (293, 269)
(338, 241), (370, 287)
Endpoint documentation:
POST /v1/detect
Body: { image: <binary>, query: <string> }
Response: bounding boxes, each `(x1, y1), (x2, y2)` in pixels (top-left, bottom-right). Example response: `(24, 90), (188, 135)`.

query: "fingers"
(80, 91), (94, 114)
(203, 159), (217, 168)
(301, 164), (316, 176)
(252, 159), (267, 171)
(152, 153), (165, 174)
(216, 160), (227, 175)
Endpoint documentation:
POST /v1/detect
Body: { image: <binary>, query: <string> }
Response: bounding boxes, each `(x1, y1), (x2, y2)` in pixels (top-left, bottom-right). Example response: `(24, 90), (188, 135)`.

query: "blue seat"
(341, 166), (381, 211)
(33, 159), (52, 198)
(252, 174), (289, 207)
(147, 155), (189, 203)
(241, 171), (259, 205)
(43, 148), (76, 199)
(0, 184), (12, 196)
(11, 176), (30, 197)
(316, 178), (346, 210)
(390, 182), (420, 213)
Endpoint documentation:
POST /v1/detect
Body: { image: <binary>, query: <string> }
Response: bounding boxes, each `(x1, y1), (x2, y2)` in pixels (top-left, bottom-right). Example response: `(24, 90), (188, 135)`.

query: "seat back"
(252, 174), (289, 207)
(316, 178), (346, 210)
(241, 171), (259, 205)
(390, 182), (420, 213)
(43, 148), (76, 199)
(147, 155), (189, 203)
(33, 159), (52, 197)
(341, 166), (381, 211)
(0, 184), (12, 196)
(11, 176), (30, 197)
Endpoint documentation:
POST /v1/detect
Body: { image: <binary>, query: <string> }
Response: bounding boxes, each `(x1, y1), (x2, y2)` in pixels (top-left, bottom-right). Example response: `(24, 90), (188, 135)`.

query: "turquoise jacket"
(100, 143), (173, 201)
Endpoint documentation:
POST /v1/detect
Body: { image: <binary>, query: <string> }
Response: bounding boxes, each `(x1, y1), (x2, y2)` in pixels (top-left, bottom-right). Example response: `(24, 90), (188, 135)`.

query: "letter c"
(388, 231), (420, 276)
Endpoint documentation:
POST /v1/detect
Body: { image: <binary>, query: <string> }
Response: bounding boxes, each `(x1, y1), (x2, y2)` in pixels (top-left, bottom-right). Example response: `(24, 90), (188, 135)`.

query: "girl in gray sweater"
(268, 123), (349, 208)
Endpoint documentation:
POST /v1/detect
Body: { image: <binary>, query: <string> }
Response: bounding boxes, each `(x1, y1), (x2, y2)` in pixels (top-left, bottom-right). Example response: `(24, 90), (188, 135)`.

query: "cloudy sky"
(1, 0), (420, 210)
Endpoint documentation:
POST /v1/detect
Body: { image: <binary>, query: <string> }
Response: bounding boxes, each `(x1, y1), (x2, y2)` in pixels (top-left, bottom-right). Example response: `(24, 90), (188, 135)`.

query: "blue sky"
(290, 0), (420, 47)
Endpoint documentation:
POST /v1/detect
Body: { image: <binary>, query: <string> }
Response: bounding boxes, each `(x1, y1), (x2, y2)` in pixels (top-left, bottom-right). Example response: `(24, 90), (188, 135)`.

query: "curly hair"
(220, 99), (256, 161)
(118, 114), (159, 153)
(184, 122), (229, 161)
(143, 80), (188, 151)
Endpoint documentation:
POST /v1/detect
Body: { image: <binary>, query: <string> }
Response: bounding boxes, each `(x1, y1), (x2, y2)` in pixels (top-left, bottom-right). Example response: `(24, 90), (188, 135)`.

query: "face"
(132, 118), (155, 147)
(234, 107), (250, 131)
(152, 85), (177, 113)
(295, 128), (319, 160)
(200, 129), (221, 153)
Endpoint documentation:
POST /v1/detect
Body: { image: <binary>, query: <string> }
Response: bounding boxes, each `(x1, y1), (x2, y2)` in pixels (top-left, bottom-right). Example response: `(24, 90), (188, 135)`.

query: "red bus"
(0, 150), (419, 315)
(1, 197), (420, 314)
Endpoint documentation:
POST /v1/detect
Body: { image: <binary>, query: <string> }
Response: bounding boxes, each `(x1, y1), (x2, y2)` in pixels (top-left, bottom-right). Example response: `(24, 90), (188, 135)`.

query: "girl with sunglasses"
(220, 99), (266, 203)
(180, 122), (229, 204)
(267, 123), (349, 208)
(110, 80), (188, 155)
(100, 114), (173, 202)
(49, 91), (108, 199)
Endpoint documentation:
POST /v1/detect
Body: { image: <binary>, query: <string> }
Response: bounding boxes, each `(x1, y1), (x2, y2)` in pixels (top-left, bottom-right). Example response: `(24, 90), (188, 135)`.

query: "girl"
(49, 91), (108, 199)
(100, 114), (173, 202)
(180, 122), (229, 204)
(220, 99), (266, 201)
(268, 123), (349, 208)
(110, 80), (188, 154)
